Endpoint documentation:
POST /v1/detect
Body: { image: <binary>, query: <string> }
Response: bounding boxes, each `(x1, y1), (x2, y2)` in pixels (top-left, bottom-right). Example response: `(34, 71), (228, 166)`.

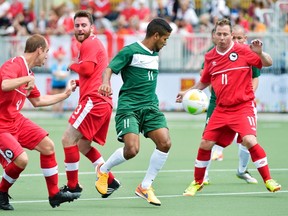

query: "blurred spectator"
(117, 0), (138, 24)
(57, 3), (75, 34)
(251, 16), (267, 32)
(235, 9), (250, 31)
(89, 0), (111, 19)
(137, 0), (150, 22)
(50, 46), (70, 118)
(35, 10), (49, 35)
(0, 0), (11, 29)
(154, 0), (170, 19)
(176, 0), (199, 28)
(254, 0), (265, 23)
(209, 0), (230, 20)
(7, 0), (23, 20)
(284, 19), (288, 33)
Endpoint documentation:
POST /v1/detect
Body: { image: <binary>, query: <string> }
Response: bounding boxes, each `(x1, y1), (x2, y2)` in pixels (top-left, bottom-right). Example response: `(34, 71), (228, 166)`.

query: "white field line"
(10, 190), (288, 205)
(11, 168), (288, 177)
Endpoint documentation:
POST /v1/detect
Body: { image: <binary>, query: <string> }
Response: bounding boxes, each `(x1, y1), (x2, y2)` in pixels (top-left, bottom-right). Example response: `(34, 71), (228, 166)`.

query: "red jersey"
(201, 42), (262, 107)
(0, 56), (40, 130)
(76, 35), (112, 106)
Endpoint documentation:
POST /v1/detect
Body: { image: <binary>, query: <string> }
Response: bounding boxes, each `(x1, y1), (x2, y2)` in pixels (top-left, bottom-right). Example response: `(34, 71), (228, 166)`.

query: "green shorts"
(115, 107), (168, 142)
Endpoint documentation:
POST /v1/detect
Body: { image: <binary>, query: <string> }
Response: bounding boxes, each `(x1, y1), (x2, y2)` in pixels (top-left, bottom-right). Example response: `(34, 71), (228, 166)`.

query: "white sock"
(141, 149), (168, 189)
(204, 159), (212, 181)
(238, 144), (250, 173)
(100, 147), (126, 173)
(92, 157), (104, 168)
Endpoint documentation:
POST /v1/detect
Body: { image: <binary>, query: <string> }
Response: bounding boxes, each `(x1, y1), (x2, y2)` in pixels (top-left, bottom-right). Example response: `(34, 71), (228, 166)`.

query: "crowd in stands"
(0, 0), (286, 37)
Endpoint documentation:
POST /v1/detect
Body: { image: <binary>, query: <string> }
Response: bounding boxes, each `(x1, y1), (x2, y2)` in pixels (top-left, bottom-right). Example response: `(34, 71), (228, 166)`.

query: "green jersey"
(109, 42), (159, 114)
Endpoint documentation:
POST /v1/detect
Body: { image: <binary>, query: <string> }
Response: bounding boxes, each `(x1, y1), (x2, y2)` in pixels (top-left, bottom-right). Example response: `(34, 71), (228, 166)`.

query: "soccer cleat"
(203, 178), (210, 185)
(211, 151), (224, 161)
(60, 183), (83, 194)
(265, 179), (281, 192)
(102, 178), (121, 198)
(0, 192), (14, 210)
(236, 170), (258, 184)
(135, 184), (161, 206)
(183, 180), (204, 196)
(49, 190), (81, 208)
(95, 163), (109, 195)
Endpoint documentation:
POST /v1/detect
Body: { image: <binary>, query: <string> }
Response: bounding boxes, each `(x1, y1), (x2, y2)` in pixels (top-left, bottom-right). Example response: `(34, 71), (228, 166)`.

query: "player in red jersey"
(176, 18), (281, 196)
(61, 10), (120, 198)
(0, 34), (79, 210)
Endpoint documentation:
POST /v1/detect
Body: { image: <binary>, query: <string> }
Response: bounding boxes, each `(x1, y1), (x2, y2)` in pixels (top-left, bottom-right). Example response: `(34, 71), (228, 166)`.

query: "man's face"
(154, 32), (170, 52)
(232, 30), (247, 44)
(215, 25), (233, 52)
(74, 17), (92, 43)
(36, 41), (49, 67)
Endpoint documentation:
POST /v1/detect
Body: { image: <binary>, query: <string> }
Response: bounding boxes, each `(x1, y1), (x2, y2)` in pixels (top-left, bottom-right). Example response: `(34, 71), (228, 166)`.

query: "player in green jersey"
(96, 18), (173, 206)
(204, 25), (260, 184)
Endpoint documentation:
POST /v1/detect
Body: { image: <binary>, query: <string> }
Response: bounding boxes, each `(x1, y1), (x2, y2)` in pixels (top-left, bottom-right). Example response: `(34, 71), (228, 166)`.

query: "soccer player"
(176, 18), (281, 196)
(96, 18), (172, 206)
(204, 24), (259, 184)
(0, 34), (80, 210)
(61, 10), (120, 198)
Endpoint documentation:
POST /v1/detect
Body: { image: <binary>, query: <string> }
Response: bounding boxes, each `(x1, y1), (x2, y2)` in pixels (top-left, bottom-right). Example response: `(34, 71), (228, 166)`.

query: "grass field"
(3, 112), (288, 216)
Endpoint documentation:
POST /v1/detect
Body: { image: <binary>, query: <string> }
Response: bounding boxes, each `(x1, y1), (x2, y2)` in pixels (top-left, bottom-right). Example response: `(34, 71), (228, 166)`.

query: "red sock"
(40, 153), (59, 197)
(0, 162), (24, 192)
(194, 148), (211, 184)
(249, 144), (271, 182)
(85, 147), (115, 185)
(64, 145), (80, 189)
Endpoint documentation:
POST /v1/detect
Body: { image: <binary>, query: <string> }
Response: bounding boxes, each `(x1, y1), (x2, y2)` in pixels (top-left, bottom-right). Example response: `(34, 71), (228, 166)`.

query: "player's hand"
(176, 91), (186, 103)
(98, 83), (113, 97)
(24, 76), (35, 90)
(250, 39), (263, 55)
(64, 79), (77, 96)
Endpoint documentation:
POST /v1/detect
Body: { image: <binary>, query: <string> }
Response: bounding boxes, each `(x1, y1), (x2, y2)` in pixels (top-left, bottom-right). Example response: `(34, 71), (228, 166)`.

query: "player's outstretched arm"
(250, 39), (272, 67)
(28, 79), (77, 107)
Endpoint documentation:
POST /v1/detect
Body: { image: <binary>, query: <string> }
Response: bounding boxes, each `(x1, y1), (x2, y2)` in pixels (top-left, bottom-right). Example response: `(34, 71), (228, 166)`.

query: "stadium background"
(0, 0), (288, 112)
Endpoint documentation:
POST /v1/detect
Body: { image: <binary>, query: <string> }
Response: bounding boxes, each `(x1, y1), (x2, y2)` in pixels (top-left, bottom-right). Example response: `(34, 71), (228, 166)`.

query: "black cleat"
(0, 191), (14, 210)
(101, 178), (121, 198)
(60, 183), (83, 194)
(49, 190), (81, 208)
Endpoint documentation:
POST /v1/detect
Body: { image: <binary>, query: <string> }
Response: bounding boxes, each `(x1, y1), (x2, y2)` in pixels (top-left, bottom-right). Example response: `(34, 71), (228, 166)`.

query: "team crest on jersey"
(4, 149), (14, 159)
(229, 52), (238, 61)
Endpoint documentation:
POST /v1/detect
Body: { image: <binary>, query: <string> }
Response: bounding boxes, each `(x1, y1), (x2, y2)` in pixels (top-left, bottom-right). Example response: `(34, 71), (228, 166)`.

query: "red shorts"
(203, 101), (257, 147)
(0, 116), (48, 168)
(69, 97), (112, 145)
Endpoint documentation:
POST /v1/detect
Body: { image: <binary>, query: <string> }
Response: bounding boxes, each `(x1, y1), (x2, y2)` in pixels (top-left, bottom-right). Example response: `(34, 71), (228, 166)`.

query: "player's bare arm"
(176, 81), (209, 103)
(250, 39), (272, 67)
(1, 76), (35, 91)
(28, 79), (77, 107)
(98, 67), (113, 97)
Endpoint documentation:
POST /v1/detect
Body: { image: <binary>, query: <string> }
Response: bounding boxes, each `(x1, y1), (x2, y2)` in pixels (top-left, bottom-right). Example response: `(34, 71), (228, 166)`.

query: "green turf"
(3, 113), (287, 215)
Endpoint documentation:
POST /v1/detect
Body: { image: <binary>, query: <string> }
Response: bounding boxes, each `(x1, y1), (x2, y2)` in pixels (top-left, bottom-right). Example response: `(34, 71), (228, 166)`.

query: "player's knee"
(14, 152), (28, 169)
(37, 137), (55, 155)
(157, 138), (171, 153)
(123, 145), (139, 159)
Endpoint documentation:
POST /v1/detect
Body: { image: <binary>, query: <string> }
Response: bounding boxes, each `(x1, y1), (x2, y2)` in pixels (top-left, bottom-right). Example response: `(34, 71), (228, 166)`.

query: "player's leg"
(61, 125), (82, 192)
(0, 133), (27, 210)
(211, 145), (224, 161)
(78, 140), (120, 198)
(36, 136), (80, 207)
(96, 112), (139, 195)
(236, 143), (258, 184)
(242, 135), (281, 192)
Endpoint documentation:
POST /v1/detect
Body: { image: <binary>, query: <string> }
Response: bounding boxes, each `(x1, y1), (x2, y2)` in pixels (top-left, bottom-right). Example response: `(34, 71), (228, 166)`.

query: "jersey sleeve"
(27, 85), (41, 98)
(109, 46), (133, 74)
(252, 66), (261, 78)
(200, 57), (211, 84)
(1, 60), (21, 79)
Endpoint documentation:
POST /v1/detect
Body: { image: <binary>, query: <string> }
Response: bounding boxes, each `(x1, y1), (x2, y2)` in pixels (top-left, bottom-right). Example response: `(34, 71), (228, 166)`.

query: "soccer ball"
(182, 89), (209, 115)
